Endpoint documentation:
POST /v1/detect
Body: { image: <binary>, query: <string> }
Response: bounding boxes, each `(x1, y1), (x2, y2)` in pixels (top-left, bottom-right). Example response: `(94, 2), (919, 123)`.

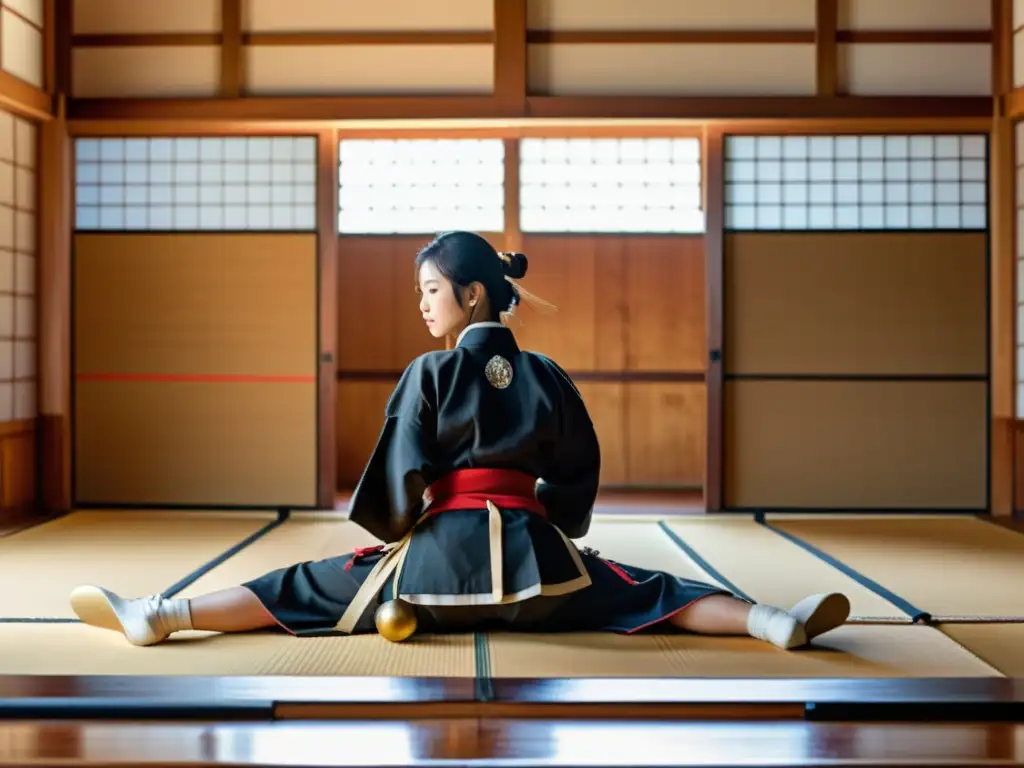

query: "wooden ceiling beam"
(65, 94), (993, 125)
(494, 0), (527, 110)
(815, 0), (838, 97)
(220, 0), (243, 97)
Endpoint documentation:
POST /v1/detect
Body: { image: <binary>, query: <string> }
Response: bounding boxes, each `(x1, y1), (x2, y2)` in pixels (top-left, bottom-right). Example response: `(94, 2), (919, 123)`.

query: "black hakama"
(243, 324), (733, 637)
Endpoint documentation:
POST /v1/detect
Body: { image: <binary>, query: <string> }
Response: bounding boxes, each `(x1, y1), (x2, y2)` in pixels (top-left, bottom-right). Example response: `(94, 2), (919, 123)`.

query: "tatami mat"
(0, 623), (475, 677)
(576, 520), (722, 583)
(0, 622), (1001, 679)
(939, 624), (1024, 677)
(767, 516), (1024, 620)
(0, 511), (279, 619)
(661, 518), (906, 620)
(175, 513), (377, 598)
(485, 625), (1002, 679)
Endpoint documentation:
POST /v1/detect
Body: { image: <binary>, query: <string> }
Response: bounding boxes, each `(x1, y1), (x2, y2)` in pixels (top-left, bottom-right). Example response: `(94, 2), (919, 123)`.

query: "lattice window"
(519, 138), (704, 233)
(1017, 124), (1024, 418)
(724, 135), (987, 231)
(338, 139), (505, 234)
(74, 136), (318, 231)
(0, 110), (35, 421)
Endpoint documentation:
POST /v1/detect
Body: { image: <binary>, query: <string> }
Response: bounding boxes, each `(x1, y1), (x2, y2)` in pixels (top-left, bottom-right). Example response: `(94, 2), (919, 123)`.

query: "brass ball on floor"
(375, 598), (417, 642)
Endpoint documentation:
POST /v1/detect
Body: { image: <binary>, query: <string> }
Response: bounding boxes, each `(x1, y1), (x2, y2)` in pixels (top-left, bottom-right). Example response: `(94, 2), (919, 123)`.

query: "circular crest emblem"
(484, 355), (513, 389)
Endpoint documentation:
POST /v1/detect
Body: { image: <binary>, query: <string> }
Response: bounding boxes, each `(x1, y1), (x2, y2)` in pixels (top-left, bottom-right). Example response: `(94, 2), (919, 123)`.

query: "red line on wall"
(75, 372), (316, 383)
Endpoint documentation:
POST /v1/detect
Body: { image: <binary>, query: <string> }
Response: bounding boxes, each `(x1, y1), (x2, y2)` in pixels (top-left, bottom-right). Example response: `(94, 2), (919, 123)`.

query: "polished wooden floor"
(0, 720), (1021, 767)
(2, 498), (1023, 766)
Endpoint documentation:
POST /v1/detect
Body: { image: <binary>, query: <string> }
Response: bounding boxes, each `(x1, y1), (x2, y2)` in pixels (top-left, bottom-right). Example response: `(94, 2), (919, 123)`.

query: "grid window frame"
(723, 134), (989, 232)
(337, 138), (506, 235)
(518, 137), (705, 234)
(73, 136), (319, 233)
(0, 108), (36, 422)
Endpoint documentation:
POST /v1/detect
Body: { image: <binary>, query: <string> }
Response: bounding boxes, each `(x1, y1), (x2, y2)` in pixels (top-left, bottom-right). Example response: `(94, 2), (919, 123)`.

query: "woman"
(70, 231), (850, 648)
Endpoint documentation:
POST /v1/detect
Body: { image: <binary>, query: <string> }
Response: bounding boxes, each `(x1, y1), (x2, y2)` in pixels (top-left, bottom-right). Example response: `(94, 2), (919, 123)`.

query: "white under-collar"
(455, 321), (505, 347)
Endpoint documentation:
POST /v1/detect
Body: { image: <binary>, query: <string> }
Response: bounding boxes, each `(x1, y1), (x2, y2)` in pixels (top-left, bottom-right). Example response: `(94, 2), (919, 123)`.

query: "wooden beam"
(503, 138), (522, 254)
(835, 30), (993, 44)
(39, 0), (72, 515)
(39, 97), (72, 514)
(528, 30), (815, 44)
(54, 0), (72, 96)
(43, 0), (55, 93)
(0, 70), (51, 120)
(68, 29), (994, 48)
(525, 96), (994, 120)
(991, 0), (1016, 517)
(75, 33), (221, 47)
(64, 95), (994, 123)
(494, 0), (527, 110)
(815, 0), (838, 97)
(703, 126), (724, 514)
(220, 0), (242, 97)
(316, 130), (338, 510)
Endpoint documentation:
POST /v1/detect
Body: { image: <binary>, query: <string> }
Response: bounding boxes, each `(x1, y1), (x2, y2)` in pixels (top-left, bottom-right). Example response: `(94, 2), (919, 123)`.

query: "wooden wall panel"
(0, 419), (34, 514)
(73, 0), (220, 33)
(726, 233), (988, 375)
(527, 0), (815, 30)
(725, 379), (988, 509)
(75, 380), (316, 506)
(513, 235), (625, 371)
(74, 234), (316, 377)
(838, 0), (992, 30)
(243, 0), (493, 32)
(528, 44), (816, 97)
(625, 238), (705, 371)
(245, 45), (494, 97)
(626, 382), (705, 487)
(336, 235), (447, 371)
(839, 43), (992, 96)
(1, 5), (44, 89)
(724, 229), (989, 510)
(74, 233), (318, 508)
(576, 381), (626, 485)
(72, 47), (221, 98)
(336, 381), (392, 488)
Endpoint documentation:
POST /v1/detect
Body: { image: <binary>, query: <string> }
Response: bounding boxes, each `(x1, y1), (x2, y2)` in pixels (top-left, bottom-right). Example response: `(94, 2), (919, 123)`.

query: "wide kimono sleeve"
(346, 355), (439, 543)
(534, 361), (601, 539)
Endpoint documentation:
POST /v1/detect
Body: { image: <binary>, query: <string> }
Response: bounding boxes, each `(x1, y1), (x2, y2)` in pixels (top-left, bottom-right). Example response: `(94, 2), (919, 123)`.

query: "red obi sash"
(425, 468), (547, 517)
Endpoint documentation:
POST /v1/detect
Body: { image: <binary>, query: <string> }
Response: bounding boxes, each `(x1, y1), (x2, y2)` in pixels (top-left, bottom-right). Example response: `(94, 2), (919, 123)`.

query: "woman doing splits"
(69, 231), (851, 648)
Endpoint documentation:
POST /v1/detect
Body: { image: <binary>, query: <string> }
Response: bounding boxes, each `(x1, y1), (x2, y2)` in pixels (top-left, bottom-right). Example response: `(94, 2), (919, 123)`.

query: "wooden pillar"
(39, 0), (71, 513)
(316, 130), (338, 509)
(990, 0), (1016, 517)
(703, 125), (725, 513)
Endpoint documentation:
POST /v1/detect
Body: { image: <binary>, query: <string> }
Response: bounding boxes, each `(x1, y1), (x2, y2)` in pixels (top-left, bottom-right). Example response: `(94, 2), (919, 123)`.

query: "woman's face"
(418, 260), (470, 339)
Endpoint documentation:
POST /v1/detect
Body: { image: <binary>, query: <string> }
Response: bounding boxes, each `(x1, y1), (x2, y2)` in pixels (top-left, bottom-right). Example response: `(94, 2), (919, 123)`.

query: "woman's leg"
(668, 592), (851, 650)
(70, 584), (276, 647)
(188, 587), (277, 633)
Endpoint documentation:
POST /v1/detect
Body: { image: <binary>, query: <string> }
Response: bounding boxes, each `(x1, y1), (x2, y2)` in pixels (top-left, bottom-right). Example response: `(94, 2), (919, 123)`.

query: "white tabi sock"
(70, 586), (193, 647)
(746, 603), (808, 650)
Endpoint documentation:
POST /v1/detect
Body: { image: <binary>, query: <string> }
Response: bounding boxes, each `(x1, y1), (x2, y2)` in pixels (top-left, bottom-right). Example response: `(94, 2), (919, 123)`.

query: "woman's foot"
(789, 592), (851, 640)
(70, 585), (192, 647)
(746, 592), (850, 650)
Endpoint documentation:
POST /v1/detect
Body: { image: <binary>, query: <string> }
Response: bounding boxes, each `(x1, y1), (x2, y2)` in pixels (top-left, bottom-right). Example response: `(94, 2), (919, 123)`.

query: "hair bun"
(499, 251), (528, 279)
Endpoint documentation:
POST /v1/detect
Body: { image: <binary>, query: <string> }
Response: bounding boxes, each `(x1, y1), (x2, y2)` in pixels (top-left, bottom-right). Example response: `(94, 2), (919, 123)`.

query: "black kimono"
(244, 322), (730, 636)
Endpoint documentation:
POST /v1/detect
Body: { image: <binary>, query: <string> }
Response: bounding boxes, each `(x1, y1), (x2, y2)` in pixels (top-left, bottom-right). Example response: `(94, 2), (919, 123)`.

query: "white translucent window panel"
(74, 136), (318, 232)
(0, 108), (34, 419)
(519, 138), (704, 233)
(338, 138), (504, 234)
(723, 134), (987, 231)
